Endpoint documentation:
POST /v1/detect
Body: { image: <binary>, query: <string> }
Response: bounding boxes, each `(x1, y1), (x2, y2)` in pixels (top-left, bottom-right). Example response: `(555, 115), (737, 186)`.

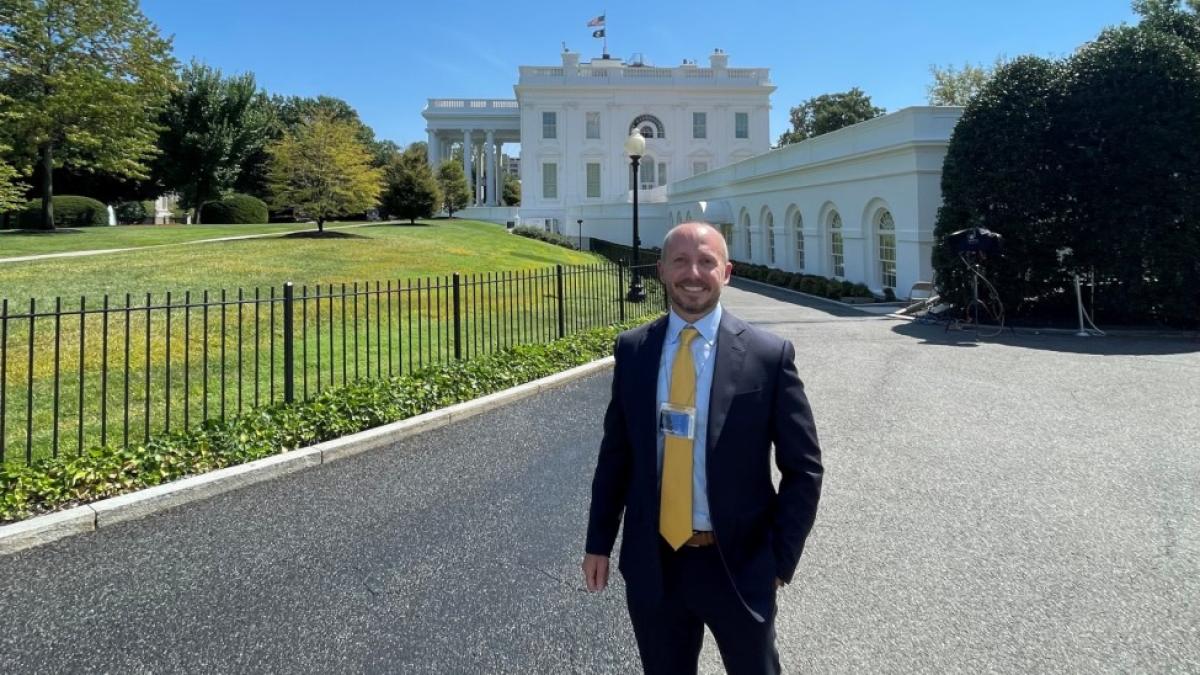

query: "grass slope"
(0, 220), (600, 303)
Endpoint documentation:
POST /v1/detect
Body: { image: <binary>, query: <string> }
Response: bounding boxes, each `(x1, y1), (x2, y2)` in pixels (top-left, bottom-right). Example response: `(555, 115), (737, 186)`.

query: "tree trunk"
(317, 217), (325, 233)
(39, 143), (55, 230)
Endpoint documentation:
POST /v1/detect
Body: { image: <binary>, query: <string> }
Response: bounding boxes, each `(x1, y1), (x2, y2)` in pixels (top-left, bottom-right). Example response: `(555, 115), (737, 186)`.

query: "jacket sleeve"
(584, 336), (633, 556)
(770, 339), (823, 583)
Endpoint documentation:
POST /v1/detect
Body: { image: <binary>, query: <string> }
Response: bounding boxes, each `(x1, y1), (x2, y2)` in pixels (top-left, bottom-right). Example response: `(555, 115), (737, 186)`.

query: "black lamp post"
(577, 218), (583, 250)
(624, 129), (647, 302)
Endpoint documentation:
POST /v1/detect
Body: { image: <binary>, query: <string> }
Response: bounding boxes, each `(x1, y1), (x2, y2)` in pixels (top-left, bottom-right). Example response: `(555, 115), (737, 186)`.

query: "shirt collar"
(666, 303), (722, 346)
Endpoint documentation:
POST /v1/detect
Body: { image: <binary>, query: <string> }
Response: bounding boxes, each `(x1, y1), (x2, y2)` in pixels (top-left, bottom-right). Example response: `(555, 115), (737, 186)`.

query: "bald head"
(662, 221), (729, 264)
(657, 221), (733, 322)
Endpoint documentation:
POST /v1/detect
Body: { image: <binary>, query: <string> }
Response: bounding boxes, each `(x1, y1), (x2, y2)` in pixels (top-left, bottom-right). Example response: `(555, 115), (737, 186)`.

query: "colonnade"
(427, 129), (506, 207)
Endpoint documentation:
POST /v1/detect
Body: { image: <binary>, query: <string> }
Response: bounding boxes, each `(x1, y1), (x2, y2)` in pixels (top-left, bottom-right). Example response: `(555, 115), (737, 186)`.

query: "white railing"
(519, 65), (770, 85)
(426, 99), (520, 112)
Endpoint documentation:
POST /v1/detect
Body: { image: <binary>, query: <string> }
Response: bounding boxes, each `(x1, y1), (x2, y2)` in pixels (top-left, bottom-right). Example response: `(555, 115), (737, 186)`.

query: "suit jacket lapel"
(633, 316), (668, 461)
(707, 311), (747, 456)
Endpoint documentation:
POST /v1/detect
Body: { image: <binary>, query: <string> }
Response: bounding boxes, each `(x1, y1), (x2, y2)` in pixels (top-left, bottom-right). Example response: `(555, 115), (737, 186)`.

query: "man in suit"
(582, 221), (823, 675)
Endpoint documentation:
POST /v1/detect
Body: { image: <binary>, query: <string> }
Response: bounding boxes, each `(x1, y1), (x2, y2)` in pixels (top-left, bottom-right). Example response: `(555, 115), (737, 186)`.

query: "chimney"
(562, 51), (580, 69)
(709, 48), (728, 72)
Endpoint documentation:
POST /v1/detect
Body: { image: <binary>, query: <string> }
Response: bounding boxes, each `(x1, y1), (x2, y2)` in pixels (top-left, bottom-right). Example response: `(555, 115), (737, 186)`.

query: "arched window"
(629, 114), (666, 139)
(740, 212), (752, 260)
(764, 210), (775, 265)
(792, 210), (805, 270)
(877, 210), (896, 289)
(720, 223), (733, 244)
(829, 212), (844, 277)
(686, 210), (692, 222)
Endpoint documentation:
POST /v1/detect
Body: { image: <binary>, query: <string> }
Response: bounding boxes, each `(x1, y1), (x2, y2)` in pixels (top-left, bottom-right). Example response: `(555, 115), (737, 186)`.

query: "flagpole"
(603, 9), (608, 57)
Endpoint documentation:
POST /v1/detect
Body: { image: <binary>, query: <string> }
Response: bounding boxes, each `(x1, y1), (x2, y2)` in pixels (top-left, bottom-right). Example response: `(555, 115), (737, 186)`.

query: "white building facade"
(422, 50), (962, 295)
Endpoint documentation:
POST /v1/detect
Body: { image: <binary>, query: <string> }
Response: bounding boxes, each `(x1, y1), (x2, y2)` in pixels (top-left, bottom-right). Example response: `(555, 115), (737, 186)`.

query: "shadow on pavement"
(728, 278), (869, 319)
(891, 318), (1200, 356)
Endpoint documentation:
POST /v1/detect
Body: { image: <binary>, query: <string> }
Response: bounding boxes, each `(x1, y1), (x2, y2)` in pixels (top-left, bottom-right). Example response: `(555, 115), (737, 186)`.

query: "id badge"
(659, 402), (697, 440)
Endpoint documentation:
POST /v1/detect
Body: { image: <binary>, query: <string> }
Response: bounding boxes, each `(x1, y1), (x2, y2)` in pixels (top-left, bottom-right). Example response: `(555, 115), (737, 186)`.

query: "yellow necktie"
(661, 327), (699, 550)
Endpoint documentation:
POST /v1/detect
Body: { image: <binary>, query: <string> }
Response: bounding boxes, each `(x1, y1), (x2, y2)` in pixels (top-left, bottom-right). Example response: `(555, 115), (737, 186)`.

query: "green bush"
(0, 316), (658, 523)
(199, 193), (269, 224)
(114, 201), (147, 225)
(17, 195), (108, 228)
(512, 225), (577, 250)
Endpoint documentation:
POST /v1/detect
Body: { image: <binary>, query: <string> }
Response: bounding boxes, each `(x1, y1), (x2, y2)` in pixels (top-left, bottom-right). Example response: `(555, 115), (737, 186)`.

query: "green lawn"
(0, 219), (601, 303)
(0, 222), (357, 259)
(0, 219), (661, 465)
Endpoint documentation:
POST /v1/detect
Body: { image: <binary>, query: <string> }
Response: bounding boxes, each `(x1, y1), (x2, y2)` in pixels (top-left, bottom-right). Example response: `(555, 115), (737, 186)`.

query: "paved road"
(2, 284), (1198, 673)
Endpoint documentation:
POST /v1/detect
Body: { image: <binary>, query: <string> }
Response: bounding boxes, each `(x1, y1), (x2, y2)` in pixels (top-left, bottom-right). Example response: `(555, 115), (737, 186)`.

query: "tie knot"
(679, 326), (699, 347)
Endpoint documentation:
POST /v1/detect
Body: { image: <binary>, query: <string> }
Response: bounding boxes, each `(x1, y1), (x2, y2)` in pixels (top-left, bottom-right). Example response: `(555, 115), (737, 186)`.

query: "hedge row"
(0, 317), (652, 523)
(732, 262), (878, 301)
(511, 225), (577, 250)
(15, 195), (108, 228)
(199, 193), (269, 224)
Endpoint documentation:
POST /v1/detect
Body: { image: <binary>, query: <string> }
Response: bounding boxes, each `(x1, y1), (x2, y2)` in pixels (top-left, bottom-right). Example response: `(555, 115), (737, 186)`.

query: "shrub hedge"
(17, 195), (108, 228)
(732, 261), (875, 301)
(199, 193), (269, 224)
(0, 317), (654, 523)
(114, 201), (148, 225)
(512, 225), (577, 250)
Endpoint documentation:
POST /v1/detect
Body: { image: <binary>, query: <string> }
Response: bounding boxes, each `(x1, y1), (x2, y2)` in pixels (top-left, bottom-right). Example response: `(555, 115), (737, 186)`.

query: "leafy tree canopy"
(0, 0), (176, 229)
(927, 58), (1006, 106)
(153, 60), (273, 222)
(266, 110), (384, 232)
(776, 88), (885, 146)
(436, 160), (470, 217)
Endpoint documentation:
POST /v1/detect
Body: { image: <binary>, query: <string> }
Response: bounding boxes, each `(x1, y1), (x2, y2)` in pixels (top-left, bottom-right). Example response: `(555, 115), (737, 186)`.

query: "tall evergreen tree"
(153, 61), (272, 223)
(436, 160), (470, 217)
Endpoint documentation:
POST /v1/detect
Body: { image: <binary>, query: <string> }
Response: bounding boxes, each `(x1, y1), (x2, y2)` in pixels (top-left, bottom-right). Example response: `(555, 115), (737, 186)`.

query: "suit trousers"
(626, 543), (781, 675)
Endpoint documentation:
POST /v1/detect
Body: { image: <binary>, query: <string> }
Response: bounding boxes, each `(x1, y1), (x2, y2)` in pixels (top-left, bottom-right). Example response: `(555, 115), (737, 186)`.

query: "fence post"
(452, 273), (462, 360)
(283, 282), (295, 403)
(618, 263), (626, 322)
(556, 265), (565, 339)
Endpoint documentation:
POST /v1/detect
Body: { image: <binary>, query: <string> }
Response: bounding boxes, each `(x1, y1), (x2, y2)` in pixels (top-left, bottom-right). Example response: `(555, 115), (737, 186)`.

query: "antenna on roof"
(562, 41), (568, 52)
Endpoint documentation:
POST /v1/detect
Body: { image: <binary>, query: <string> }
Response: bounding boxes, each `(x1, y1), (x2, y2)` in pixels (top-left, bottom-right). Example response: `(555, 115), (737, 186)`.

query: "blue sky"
(142, 0), (1139, 147)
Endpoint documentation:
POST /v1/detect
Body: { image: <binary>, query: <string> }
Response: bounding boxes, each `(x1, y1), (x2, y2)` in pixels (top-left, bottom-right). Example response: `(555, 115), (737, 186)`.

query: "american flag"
(587, 14), (605, 27)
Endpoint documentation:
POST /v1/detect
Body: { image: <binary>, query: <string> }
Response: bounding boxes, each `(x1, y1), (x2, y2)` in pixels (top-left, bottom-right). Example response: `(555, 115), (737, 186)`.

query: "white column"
(494, 140), (504, 205)
(474, 145), (484, 206)
(462, 130), (474, 207)
(485, 130), (496, 206)
(427, 131), (441, 171)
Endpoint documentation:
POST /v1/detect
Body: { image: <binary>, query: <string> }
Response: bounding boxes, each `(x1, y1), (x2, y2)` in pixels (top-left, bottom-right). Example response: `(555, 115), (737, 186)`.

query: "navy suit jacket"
(585, 309), (823, 620)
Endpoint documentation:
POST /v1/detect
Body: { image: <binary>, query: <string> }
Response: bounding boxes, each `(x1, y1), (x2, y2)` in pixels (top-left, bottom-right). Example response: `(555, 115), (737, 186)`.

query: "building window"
(657, 162), (667, 187)
(542, 111), (557, 139)
(735, 112), (749, 139)
(764, 210), (775, 264)
(692, 161), (708, 176)
(542, 162), (557, 199)
(720, 223), (734, 244)
(793, 210), (805, 270)
(829, 212), (844, 277)
(586, 112), (601, 139)
(629, 114), (665, 138)
(586, 162), (601, 199)
(878, 210), (897, 289)
(693, 112), (707, 139)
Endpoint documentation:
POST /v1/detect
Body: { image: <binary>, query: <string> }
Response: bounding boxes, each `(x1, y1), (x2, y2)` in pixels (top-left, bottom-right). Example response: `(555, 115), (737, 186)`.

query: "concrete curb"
(731, 277), (901, 317)
(0, 356), (615, 556)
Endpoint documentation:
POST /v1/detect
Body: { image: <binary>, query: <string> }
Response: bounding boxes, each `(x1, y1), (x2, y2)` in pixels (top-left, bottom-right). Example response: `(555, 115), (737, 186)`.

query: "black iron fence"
(0, 262), (667, 465)
(588, 238), (661, 268)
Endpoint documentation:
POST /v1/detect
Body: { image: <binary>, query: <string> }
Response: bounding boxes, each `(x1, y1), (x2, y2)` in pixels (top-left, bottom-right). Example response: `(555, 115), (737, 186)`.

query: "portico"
(422, 100), (520, 207)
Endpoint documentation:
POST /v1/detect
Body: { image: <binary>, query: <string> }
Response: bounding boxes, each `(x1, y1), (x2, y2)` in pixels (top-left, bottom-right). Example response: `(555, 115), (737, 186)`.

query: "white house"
(422, 49), (963, 295)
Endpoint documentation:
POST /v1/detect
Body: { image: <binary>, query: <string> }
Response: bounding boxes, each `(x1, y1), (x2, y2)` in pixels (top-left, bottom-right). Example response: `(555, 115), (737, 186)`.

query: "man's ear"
(722, 262), (733, 284)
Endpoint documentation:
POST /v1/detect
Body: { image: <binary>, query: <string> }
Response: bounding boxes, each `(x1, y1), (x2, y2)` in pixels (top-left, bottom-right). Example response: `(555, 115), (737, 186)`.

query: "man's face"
(657, 225), (732, 322)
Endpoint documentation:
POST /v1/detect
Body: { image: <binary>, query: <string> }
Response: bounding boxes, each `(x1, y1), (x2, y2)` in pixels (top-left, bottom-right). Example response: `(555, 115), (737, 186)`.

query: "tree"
(380, 155), (440, 224)
(153, 61), (272, 223)
(436, 160), (470, 217)
(502, 174), (520, 206)
(266, 111), (384, 232)
(1133, 0), (1200, 52)
(0, 94), (26, 212)
(0, 0), (176, 229)
(927, 59), (1005, 106)
(776, 88), (885, 146)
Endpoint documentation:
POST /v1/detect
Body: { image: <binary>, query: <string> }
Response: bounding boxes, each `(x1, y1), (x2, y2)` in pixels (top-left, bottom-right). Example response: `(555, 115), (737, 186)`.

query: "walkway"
(1, 285), (1197, 673)
(0, 222), (374, 264)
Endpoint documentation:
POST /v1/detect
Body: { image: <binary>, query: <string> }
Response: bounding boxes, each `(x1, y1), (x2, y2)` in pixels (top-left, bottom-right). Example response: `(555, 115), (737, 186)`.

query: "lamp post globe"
(624, 129), (647, 302)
